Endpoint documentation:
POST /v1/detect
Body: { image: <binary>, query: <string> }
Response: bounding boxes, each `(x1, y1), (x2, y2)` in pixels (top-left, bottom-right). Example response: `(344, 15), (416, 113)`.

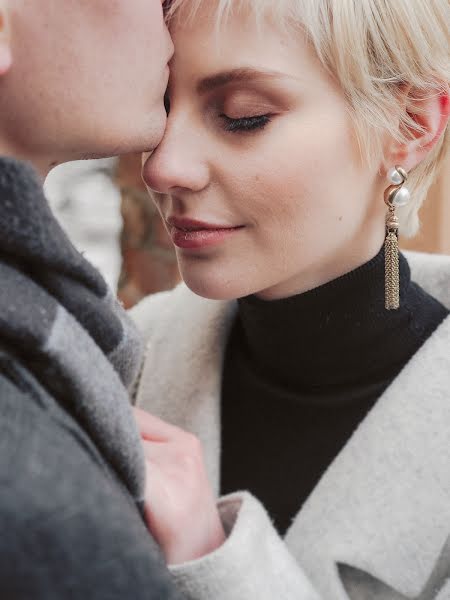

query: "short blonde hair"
(166, 0), (449, 236)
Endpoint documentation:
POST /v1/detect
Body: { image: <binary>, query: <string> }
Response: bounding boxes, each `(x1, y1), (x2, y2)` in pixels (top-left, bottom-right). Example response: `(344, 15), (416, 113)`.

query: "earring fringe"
(385, 228), (399, 310)
(384, 166), (408, 311)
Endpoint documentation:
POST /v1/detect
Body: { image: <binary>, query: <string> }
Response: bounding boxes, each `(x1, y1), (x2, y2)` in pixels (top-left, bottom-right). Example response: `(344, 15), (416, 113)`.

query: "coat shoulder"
(0, 374), (181, 600)
(404, 250), (450, 309)
(129, 283), (200, 339)
(129, 283), (235, 344)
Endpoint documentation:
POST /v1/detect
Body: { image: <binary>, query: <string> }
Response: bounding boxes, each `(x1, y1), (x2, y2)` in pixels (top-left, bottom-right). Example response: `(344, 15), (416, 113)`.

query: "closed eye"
(220, 114), (271, 133)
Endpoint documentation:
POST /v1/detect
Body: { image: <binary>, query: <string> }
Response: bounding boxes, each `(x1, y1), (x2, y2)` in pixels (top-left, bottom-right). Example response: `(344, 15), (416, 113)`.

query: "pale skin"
(134, 408), (226, 565)
(136, 5), (449, 565)
(0, 0), (173, 177)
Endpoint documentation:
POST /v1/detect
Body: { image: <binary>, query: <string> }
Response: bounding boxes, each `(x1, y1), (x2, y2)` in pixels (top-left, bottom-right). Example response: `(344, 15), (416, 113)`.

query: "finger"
(141, 439), (168, 461)
(133, 406), (181, 442)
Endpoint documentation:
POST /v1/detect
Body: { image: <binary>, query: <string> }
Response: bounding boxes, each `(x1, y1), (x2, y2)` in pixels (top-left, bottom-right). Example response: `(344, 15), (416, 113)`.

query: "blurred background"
(45, 151), (450, 309)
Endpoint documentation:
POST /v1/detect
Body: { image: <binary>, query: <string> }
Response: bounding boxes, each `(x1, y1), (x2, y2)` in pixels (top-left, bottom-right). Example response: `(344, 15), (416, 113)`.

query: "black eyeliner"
(220, 114), (271, 132)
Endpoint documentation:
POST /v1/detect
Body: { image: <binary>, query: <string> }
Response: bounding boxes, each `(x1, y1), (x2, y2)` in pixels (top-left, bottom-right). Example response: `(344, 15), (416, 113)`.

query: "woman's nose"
(142, 121), (210, 195)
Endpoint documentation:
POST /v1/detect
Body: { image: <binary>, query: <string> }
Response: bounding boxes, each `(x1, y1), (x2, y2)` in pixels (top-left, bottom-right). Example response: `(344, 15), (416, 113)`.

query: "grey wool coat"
(131, 250), (450, 600)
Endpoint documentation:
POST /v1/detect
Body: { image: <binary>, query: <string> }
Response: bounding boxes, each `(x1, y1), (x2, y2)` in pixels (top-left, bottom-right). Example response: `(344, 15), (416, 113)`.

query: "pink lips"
(167, 217), (244, 250)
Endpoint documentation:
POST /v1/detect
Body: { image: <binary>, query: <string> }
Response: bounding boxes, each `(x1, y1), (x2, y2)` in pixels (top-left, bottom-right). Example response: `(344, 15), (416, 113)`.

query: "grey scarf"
(0, 157), (145, 503)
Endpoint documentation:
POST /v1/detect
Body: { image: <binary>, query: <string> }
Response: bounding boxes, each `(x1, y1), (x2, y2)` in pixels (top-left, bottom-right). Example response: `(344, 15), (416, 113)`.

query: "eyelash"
(164, 92), (272, 134)
(219, 114), (271, 133)
(164, 92), (171, 115)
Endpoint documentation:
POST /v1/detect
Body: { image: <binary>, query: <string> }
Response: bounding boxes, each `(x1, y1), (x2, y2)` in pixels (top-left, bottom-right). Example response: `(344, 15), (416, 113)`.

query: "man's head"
(0, 0), (173, 175)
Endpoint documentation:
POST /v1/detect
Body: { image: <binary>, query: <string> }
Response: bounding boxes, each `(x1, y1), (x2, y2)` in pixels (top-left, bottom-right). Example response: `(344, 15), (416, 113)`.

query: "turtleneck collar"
(236, 246), (424, 392)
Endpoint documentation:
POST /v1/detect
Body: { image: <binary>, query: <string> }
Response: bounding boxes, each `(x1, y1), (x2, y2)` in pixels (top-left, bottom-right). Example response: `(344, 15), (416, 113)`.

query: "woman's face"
(143, 6), (388, 300)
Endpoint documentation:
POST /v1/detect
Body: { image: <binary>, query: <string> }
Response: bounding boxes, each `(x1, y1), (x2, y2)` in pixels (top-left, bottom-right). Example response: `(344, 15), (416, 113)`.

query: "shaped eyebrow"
(196, 67), (291, 95)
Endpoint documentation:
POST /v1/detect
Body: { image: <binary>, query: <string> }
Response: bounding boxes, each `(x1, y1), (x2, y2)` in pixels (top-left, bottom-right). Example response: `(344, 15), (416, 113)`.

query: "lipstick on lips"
(167, 217), (244, 250)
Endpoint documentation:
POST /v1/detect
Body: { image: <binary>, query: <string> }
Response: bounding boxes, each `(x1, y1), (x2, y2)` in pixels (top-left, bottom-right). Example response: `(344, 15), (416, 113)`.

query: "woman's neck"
(256, 226), (385, 301)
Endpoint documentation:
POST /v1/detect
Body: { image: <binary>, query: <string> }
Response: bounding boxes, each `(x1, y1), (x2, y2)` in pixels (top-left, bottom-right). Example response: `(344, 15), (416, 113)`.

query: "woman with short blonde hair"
(131, 1), (450, 598)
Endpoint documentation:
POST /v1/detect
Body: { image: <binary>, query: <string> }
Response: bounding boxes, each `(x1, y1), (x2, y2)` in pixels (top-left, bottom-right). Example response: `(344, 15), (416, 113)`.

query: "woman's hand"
(133, 407), (226, 565)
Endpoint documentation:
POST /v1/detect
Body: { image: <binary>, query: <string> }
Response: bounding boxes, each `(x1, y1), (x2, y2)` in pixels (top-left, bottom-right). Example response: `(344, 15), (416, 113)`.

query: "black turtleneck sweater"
(220, 248), (448, 535)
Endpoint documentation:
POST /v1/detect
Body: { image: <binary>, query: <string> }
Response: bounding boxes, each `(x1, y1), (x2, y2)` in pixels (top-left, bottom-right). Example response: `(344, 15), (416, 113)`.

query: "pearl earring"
(384, 166), (410, 310)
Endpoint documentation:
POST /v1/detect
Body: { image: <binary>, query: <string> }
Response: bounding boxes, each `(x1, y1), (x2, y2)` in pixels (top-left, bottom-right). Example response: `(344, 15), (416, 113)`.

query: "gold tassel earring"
(384, 166), (410, 310)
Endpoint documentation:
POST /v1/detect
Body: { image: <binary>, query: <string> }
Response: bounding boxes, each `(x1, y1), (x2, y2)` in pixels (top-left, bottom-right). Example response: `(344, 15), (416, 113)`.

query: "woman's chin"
(181, 272), (250, 301)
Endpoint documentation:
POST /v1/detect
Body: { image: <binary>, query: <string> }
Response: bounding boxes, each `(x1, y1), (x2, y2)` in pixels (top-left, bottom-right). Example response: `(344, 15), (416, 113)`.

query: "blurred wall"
(116, 154), (180, 308)
(400, 152), (450, 255)
(45, 158), (123, 291)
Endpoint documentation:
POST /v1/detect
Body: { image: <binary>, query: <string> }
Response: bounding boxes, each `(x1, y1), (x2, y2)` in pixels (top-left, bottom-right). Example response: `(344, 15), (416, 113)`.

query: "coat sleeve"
(169, 492), (321, 600)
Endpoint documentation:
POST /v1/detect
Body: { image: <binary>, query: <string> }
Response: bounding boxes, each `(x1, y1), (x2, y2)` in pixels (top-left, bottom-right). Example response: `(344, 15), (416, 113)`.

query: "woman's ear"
(0, 2), (12, 76)
(386, 86), (449, 172)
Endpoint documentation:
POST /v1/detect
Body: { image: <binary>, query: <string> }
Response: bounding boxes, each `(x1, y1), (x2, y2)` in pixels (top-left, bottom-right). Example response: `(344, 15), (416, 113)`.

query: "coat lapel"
(133, 251), (450, 597)
(135, 254), (450, 600)
(285, 314), (450, 598)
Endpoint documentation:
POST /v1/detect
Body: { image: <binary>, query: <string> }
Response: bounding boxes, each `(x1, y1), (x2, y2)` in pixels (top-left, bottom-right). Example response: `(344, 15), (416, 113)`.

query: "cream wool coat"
(130, 251), (450, 600)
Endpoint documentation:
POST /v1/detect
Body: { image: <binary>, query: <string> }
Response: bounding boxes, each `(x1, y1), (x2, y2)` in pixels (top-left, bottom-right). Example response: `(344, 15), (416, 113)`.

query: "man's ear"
(386, 86), (449, 172)
(0, 2), (12, 75)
